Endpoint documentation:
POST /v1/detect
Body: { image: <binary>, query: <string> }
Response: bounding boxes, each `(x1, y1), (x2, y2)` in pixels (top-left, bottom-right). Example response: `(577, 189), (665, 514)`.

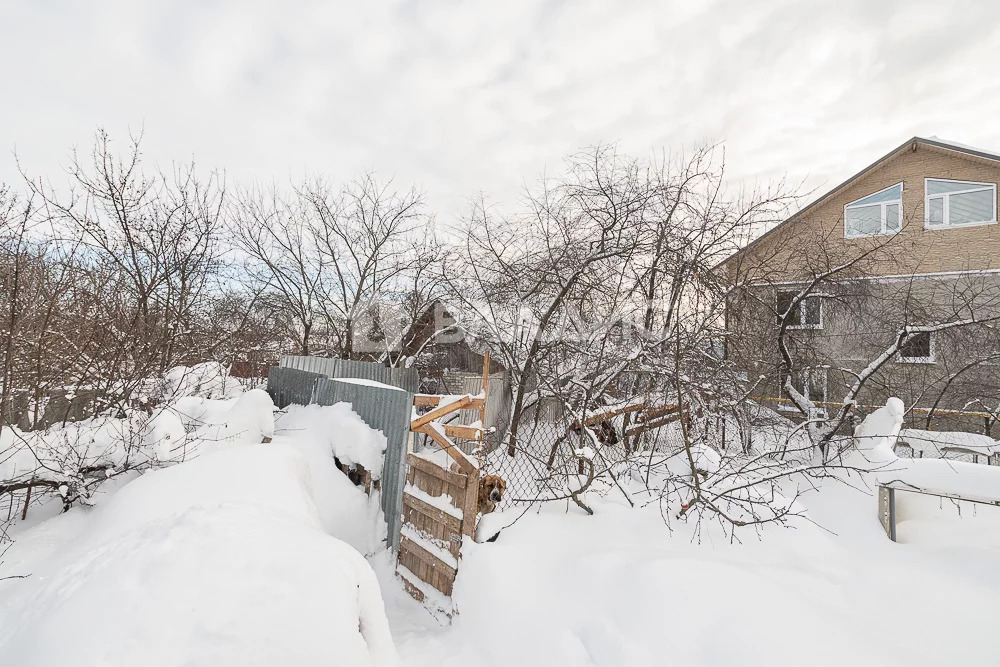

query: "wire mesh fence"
(472, 399), (691, 513)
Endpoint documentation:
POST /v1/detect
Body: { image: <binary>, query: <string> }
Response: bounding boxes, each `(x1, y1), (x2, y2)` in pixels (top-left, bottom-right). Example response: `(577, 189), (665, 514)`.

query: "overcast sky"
(2, 0), (999, 222)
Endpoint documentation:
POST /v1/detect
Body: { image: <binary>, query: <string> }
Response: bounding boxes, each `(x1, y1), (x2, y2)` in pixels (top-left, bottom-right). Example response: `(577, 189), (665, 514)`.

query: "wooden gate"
(395, 353), (491, 611)
(396, 453), (476, 602)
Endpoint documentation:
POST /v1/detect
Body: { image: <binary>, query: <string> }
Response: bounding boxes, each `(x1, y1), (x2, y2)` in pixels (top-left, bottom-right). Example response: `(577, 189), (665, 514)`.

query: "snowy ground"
(379, 470), (1000, 667)
(2, 397), (999, 666)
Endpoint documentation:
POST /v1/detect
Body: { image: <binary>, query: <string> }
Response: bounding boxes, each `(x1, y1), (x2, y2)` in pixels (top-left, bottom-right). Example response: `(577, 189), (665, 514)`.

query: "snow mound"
(172, 388), (275, 445)
(854, 397), (905, 467)
(474, 509), (517, 543)
(0, 444), (398, 667)
(277, 403), (387, 478)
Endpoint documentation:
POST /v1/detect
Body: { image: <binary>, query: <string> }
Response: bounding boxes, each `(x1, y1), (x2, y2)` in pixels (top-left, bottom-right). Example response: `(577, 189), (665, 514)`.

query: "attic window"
(925, 179), (996, 229)
(844, 183), (903, 238)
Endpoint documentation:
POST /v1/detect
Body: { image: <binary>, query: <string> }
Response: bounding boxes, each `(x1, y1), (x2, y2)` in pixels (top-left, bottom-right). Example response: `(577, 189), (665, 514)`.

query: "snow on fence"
(895, 429), (1000, 465)
(312, 377), (414, 550)
(266, 358), (418, 551)
(279, 355), (420, 394)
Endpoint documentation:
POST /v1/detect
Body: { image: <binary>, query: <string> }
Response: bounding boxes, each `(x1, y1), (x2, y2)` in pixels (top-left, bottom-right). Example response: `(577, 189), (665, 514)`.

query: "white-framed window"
(779, 368), (828, 412)
(844, 183), (903, 238)
(924, 178), (997, 229)
(899, 331), (934, 364)
(776, 290), (822, 329)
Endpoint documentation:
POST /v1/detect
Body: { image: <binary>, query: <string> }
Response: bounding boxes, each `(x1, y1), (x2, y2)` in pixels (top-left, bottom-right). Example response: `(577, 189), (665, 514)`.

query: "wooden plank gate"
(395, 352), (491, 613)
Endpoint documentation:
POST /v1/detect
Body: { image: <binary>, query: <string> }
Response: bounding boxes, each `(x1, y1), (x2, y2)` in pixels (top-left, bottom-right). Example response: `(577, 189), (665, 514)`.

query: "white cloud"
(2, 0), (998, 220)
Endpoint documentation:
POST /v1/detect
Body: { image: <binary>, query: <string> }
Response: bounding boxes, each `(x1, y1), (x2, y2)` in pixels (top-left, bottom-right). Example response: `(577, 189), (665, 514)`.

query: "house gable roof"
(720, 136), (1000, 270)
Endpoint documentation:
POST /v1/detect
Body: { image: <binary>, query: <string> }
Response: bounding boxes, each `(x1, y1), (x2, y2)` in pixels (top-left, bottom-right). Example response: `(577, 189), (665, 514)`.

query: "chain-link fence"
(474, 397), (693, 513)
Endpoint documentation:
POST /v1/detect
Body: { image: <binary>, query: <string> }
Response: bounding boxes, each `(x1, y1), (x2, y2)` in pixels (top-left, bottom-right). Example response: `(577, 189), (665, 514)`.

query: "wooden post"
(462, 466), (480, 539)
(479, 350), (490, 465)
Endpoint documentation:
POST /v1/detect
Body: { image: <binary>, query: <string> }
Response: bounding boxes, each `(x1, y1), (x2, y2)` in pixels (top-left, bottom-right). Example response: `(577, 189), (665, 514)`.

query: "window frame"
(898, 331), (935, 364)
(776, 290), (823, 330)
(844, 182), (904, 239)
(923, 178), (997, 230)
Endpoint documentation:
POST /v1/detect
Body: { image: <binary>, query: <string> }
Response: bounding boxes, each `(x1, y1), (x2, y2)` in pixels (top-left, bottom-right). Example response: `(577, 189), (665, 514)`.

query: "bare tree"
(231, 185), (325, 356)
(302, 173), (433, 359)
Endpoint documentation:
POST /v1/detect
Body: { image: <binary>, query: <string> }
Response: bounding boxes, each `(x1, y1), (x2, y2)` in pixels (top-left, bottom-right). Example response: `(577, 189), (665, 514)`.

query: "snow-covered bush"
(161, 362), (245, 401)
(1, 382), (275, 527)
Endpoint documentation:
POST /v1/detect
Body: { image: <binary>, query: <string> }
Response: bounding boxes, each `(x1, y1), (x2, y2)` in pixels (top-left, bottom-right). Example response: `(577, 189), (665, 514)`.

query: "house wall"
(728, 274), (1000, 432)
(732, 142), (1000, 282)
(724, 140), (1000, 434)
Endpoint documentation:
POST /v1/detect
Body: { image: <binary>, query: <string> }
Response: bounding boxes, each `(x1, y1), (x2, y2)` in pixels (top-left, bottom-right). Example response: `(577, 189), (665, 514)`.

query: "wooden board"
(410, 395), (474, 429)
(407, 453), (468, 488)
(415, 423), (477, 473)
(413, 394), (486, 410)
(442, 424), (484, 441)
(571, 401), (646, 428)
(398, 534), (457, 597)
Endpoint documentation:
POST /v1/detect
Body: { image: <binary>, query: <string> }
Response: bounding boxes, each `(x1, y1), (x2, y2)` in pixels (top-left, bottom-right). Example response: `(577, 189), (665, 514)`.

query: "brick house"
(721, 137), (1000, 433)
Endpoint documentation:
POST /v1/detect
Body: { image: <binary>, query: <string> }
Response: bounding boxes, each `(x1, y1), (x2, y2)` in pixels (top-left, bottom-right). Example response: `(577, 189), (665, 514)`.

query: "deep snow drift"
(380, 465), (1000, 667)
(3, 393), (1000, 667)
(0, 442), (398, 667)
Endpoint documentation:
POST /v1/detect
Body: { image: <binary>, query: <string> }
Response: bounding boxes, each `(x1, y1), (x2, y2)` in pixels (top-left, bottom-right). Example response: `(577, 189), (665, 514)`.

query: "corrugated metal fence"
(439, 371), (512, 455)
(279, 355), (420, 394)
(267, 366), (325, 408)
(266, 356), (419, 551)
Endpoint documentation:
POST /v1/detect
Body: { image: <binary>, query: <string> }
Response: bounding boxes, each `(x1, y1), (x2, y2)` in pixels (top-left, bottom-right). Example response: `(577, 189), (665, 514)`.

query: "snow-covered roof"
(920, 136), (1000, 163)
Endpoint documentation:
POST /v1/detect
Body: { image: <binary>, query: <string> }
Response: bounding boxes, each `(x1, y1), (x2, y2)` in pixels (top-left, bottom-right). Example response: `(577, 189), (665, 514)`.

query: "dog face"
(479, 475), (507, 513)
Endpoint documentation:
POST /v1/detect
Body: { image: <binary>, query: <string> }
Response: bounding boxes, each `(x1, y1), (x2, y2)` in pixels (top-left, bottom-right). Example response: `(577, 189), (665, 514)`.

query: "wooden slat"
(416, 424), (477, 474)
(413, 394), (486, 410)
(637, 403), (681, 422)
(407, 453), (468, 487)
(410, 395), (474, 429)
(626, 411), (684, 435)
(443, 424), (484, 441)
(403, 491), (463, 534)
(396, 570), (426, 602)
(399, 535), (458, 578)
